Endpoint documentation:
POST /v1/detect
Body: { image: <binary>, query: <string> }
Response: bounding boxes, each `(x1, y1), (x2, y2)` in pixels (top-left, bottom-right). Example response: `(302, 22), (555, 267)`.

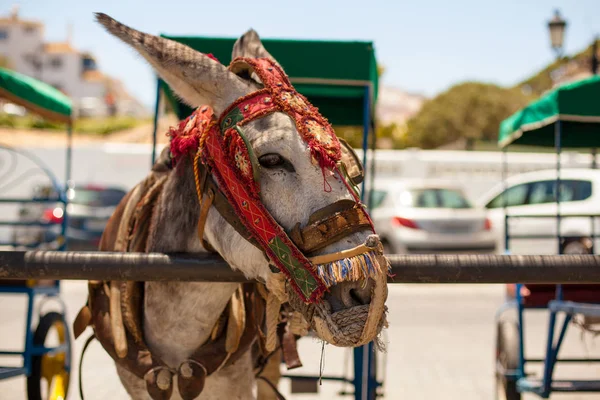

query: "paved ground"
(1, 282), (599, 399)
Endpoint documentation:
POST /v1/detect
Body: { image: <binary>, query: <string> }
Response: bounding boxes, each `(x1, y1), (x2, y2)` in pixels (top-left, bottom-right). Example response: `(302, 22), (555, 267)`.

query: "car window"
(70, 188), (126, 206)
(528, 179), (592, 205)
(486, 179), (593, 209)
(401, 188), (472, 209)
(437, 189), (471, 208)
(575, 180), (593, 201)
(528, 181), (554, 204)
(486, 183), (529, 208)
(415, 190), (438, 208)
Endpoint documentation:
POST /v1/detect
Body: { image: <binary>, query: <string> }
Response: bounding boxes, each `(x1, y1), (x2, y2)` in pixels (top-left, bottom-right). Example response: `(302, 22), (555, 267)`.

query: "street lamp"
(592, 36), (598, 75)
(547, 10), (598, 75)
(547, 9), (567, 59)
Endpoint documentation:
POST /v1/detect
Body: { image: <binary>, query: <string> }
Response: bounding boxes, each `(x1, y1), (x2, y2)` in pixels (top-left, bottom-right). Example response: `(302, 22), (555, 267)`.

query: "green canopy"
(498, 75), (600, 148)
(158, 35), (378, 126)
(0, 67), (72, 123)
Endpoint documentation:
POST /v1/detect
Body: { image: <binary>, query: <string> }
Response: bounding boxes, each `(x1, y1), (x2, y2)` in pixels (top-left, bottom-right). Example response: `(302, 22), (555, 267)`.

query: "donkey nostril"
(325, 281), (374, 312)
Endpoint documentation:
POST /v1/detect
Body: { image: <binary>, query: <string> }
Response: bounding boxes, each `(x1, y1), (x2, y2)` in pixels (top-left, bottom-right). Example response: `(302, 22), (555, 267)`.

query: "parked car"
(12, 183), (127, 251)
(476, 168), (600, 255)
(369, 179), (496, 254)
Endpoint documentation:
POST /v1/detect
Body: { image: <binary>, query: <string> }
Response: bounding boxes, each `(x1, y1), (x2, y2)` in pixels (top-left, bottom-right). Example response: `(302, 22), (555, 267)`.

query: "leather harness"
(73, 153), (306, 400)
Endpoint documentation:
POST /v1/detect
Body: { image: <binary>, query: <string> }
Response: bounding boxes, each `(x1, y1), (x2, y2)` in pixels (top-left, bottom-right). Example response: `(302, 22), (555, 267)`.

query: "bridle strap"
(194, 150), (262, 252)
(289, 201), (373, 254)
(308, 242), (381, 265)
(196, 187), (214, 249)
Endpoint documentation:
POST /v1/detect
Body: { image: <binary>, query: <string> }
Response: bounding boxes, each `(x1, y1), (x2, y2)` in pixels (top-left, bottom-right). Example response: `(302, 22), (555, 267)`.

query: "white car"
(476, 168), (600, 255)
(369, 179), (496, 254)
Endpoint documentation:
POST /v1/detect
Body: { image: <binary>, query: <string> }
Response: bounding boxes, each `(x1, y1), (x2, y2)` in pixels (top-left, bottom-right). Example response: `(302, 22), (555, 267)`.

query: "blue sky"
(12, 0), (600, 109)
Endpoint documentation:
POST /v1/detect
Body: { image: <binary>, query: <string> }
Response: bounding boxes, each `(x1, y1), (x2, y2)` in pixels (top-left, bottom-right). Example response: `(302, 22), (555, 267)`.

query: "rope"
(288, 311), (310, 337)
(192, 120), (215, 210)
(193, 150), (204, 207)
(256, 376), (287, 400)
(254, 346), (287, 400)
(266, 272), (288, 303)
(285, 262), (389, 349)
(78, 333), (97, 400)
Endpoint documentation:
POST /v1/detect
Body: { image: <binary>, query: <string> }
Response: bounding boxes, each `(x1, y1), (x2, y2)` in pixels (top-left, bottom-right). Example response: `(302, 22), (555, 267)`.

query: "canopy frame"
(498, 75), (600, 149)
(0, 67), (73, 250)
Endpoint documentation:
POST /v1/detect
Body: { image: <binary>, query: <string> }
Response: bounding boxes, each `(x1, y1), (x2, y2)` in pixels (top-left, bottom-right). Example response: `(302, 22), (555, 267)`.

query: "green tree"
(517, 38), (599, 97)
(405, 82), (531, 149)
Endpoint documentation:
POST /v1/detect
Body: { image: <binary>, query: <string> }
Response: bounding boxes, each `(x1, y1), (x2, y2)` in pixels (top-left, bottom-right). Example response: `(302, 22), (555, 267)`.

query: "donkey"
(77, 13), (390, 400)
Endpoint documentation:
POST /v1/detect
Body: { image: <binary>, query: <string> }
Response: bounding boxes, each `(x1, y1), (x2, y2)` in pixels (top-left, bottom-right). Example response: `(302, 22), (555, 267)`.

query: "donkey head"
(96, 14), (388, 348)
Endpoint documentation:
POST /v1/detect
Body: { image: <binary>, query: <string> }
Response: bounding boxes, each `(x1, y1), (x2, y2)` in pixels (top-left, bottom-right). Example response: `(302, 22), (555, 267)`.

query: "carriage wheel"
(27, 312), (71, 400)
(495, 320), (521, 400)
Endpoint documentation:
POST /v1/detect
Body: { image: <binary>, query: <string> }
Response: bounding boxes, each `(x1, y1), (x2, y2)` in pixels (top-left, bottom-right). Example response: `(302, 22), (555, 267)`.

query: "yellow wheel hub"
(40, 321), (69, 400)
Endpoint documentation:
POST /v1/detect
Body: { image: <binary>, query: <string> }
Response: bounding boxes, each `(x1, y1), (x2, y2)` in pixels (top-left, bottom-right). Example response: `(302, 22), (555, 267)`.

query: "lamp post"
(547, 9), (567, 60)
(547, 10), (598, 75)
(592, 35), (599, 75)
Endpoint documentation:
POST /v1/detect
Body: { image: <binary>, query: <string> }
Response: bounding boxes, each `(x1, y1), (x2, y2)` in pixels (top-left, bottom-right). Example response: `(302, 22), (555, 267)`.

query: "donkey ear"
(232, 29), (279, 63)
(95, 13), (254, 114)
(232, 29), (282, 84)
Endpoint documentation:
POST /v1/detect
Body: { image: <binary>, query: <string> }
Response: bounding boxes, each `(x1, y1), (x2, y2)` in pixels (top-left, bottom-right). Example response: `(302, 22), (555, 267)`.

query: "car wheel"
(562, 239), (592, 255)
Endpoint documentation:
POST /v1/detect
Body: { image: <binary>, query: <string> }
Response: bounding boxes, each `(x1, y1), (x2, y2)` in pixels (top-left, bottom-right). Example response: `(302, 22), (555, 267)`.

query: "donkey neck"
(143, 281), (238, 366)
(143, 158), (238, 365)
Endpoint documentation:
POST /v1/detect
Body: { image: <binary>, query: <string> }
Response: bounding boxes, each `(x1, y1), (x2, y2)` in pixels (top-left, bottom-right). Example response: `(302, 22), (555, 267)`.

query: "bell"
(177, 360), (207, 400)
(144, 367), (174, 400)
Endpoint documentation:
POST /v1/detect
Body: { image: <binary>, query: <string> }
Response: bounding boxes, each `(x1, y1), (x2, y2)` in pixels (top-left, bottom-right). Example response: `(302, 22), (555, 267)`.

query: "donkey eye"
(259, 153), (284, 168)
(258, 153), (295, 172)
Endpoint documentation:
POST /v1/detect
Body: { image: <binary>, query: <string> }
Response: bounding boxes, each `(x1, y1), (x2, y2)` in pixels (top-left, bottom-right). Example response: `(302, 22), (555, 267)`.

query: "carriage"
(494, 75), (600, 399)
(0, 67), (73, 399)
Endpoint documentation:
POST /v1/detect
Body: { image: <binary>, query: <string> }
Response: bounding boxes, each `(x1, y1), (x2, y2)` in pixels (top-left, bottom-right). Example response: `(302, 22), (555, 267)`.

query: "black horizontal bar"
(0, 221), (59, 227)
(0, 198), (64, 204)
(3, 251), (600, 284)
(526, 358), (600, 363)
(506, 214), (600, 219)
(281, 374), (350, 383)
(0, 251), (243, 282)
(507, 234), (600, 239)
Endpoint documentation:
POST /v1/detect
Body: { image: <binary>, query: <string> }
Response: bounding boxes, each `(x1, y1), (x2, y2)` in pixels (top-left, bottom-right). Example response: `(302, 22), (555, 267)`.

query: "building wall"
(0, 13), (148, 118)
(39, 52), (80, 95)
(78, 80), (106, 99)
(0, 21), (44, 78)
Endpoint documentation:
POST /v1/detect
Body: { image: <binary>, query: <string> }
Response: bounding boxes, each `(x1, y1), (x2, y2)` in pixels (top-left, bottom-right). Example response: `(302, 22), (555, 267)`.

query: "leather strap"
(309, 242), (379, 265)
(290, 201), (372, 254)
(208, 177), (261, 249)
(279, 322), (302, 370)
(196, 188), (214, 247)
(176, 283), (262, 399)
(193, 152), (261, 251)
(87, 280), (264, 400)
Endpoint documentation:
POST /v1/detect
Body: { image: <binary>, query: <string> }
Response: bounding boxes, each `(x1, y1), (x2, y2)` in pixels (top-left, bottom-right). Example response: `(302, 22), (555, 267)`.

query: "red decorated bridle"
(169, 56), (383, 303)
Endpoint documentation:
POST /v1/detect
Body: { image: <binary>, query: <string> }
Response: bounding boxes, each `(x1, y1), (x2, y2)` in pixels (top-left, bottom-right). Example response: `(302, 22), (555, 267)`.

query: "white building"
(0, 6), (147, 118)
